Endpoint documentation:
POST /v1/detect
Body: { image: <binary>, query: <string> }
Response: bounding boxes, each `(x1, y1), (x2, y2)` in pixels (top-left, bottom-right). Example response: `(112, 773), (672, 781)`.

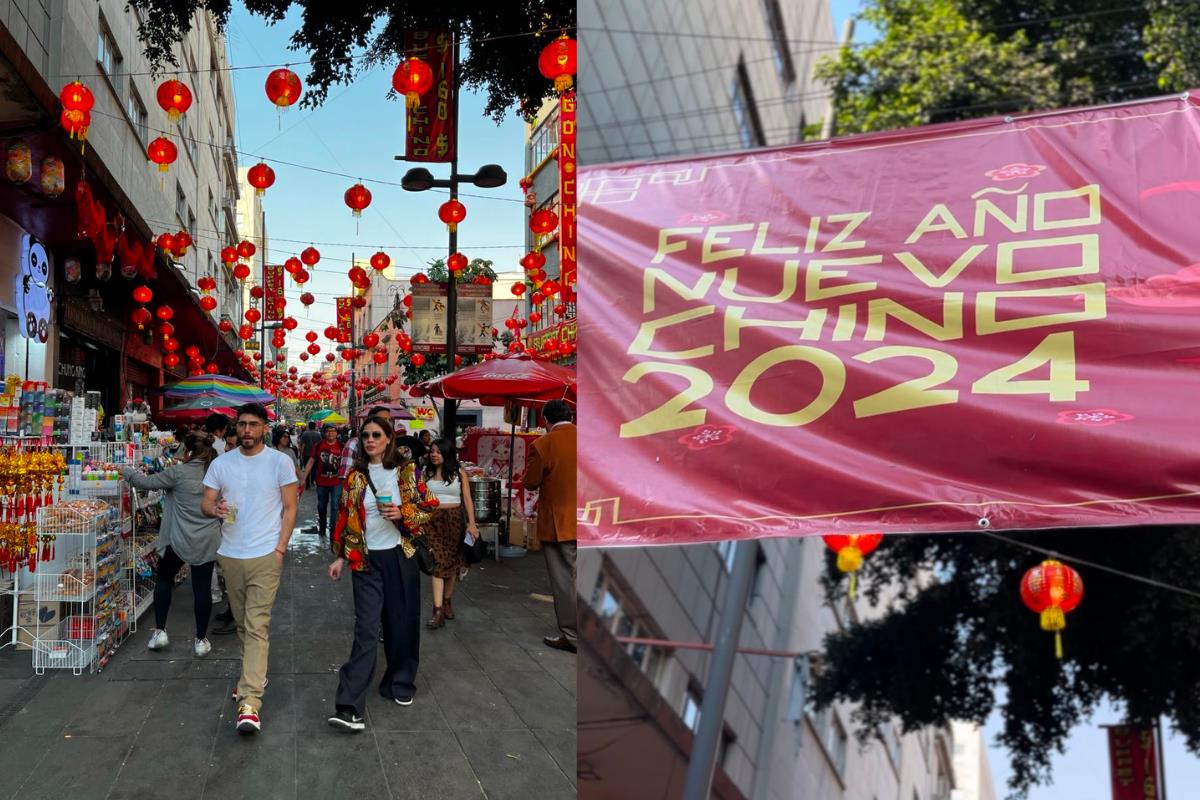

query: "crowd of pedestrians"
(144, 401), (577, 735)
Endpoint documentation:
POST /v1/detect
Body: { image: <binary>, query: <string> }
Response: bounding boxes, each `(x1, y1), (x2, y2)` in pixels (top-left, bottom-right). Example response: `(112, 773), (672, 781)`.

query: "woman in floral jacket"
(327, 415), (435, 731)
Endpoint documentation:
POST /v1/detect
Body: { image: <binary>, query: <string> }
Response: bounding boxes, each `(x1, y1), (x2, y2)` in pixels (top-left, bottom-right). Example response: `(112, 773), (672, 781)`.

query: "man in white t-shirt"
(201, 403), (298, 735)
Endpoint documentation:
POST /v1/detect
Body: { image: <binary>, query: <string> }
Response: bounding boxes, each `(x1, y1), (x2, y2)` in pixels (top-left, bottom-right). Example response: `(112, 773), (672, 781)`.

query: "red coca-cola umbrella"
(410, 352), (576, 406)
(410, 353), (576, 559)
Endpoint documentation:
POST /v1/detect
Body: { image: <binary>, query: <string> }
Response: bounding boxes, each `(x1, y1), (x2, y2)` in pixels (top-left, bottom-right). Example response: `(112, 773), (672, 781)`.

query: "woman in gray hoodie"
(122, 430), (222, 657)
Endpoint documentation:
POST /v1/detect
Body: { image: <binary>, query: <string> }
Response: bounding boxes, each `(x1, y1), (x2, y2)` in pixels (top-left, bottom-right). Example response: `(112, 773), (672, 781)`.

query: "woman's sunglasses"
(361, 431), (387, 440)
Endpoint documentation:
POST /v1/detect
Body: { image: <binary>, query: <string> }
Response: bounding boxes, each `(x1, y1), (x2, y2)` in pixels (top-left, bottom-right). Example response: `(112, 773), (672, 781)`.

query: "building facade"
(578, 0), (836, 164)
(0, 1), (243, 412)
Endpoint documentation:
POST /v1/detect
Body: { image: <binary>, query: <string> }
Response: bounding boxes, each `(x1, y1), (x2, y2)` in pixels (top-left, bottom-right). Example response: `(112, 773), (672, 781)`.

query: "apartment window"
(97, 18), (121, 79)
(187, 208), (196, 238)
(732, 58), (766, 148)
(176, 184), (187, 223)
(126, 84), (148, 144)
(529, 110), (560, 169)
(762, 0), (796, 84)
(933, 765), (952, 800)
(591, 573), (664, 684)
(826, 713), (848, 775)
(681, 689), (701, 732)
(786, 656), (811, 721)
(179, 113), (198, 167)
(716, 540), (737, 573)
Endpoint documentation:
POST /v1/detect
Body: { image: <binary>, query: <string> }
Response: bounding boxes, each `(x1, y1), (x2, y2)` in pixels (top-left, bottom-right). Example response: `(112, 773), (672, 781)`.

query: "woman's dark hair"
(203, 413), (230, 434)
(272, 427), (291, 447)
(424, 438), (460, 483)
(351, 415), (405, 474)
(184, 430), (218, 467)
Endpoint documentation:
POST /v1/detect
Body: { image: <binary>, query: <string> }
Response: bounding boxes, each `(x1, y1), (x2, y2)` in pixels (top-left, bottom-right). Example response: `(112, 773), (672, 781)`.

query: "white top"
(363, 463), (400, 551)
(203, 446), (298, 559)
(427, 473), (463, 506)
(212, 438), (226, 454)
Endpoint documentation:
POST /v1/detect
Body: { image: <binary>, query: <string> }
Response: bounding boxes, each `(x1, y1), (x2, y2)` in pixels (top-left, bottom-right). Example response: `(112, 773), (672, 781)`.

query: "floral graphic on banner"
(984, 163), (1046, 181)
(678, 424), (737, 450)
(1055, 409), (1135, 427)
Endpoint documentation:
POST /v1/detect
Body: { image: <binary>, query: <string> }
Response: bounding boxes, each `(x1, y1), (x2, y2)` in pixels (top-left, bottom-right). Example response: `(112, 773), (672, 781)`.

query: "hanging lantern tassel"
(1020, 559), (1084, 660)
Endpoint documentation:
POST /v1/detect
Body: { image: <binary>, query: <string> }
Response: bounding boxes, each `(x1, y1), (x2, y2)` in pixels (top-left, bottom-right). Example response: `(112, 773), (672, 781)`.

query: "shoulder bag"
(365, 470), (438, 576)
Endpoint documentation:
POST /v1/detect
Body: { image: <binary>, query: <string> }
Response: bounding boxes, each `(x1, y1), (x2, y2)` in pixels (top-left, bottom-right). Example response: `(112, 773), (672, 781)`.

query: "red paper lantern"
(529, 311), (542, 324)
(822, 533), (884, 598)
(401, 295), (412, 308)
(299, 352), (309, 362)
(325, 326), (340, 340)
(511, 283), (526, 297)
(131, 307), (152, 329)
(265, 68), (303, 107)
(282, 317), (298, 331)
(156, 79), (193, 122)
(174, 232), (192, 254)
(60, 109), (91, 142)
(411, 273), (429, 285)
(410, 353), (426, 367)
(155, 305), (174, 321)
(238, 324), (254, 341)
(218, 319), (233, 334)
(392, 57), (434, 109)
(370, 251), (390, 272)
(352, 295), (366, 309)
(530, 292), (545, 306)
(162, 338), (179, 352)
(542, 279), (561, 297)
(553, 303), (567, 317)
(372, 349), (388, 365)
(156, 233), (175, 252)
(206, 362), (219, 374)
(538, 35), (577, 93)
(197, 275), (217, 292)
(363, 332), (380, 348)
(147, 137), (177, 173)
(199, 295), (217, 312)
(294, 270), (310, 285)
(164, 353), (180, 368)
(348, 266), (368, 284)
(447, 252), (468, 273)
(520, 251), (546, 271)
(1020, 560), (1084, 659)
(438, 200), (466, 232)
(233, 263), (251, 282)
(301, 246), (320, 266)
(305, 331), (318, 343)
(530, 208), (558, 235)
(307, 343), (320, 355)
(325, 353), (336, 362)
(132, 286), (153, 305)
(245, 308), (261, 324)
(221, 246), (238, 265)
(237, 240), (256, 259)
(284, 257), (302, 275)
(59, 82), (93, 141)
(249, 285), (265, 300)
(344, 183), (372, 218)
(247, 162), (275, 197)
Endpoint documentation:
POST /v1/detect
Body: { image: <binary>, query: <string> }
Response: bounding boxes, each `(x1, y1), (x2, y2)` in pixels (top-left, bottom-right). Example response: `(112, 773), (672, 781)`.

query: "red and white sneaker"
(236, 704), (261, 734)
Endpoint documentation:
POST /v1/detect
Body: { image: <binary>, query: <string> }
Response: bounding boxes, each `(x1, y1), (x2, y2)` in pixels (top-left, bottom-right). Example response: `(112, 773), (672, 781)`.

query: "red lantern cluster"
(59, 81), (94, 143)
(1020, 560), (1084, 659)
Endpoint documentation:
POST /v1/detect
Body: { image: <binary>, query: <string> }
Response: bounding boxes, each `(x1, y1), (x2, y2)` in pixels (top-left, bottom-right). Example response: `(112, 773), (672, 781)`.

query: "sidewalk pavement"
(0, 488), (576, 800)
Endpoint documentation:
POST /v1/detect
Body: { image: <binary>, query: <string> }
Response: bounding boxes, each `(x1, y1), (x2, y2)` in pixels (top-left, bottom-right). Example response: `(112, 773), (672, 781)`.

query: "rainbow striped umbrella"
(157, 374), (275, 405)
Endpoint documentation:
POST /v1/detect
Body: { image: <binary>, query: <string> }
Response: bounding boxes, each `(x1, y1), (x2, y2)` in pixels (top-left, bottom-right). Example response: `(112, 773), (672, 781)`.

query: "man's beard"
(240, 433), (264, 450)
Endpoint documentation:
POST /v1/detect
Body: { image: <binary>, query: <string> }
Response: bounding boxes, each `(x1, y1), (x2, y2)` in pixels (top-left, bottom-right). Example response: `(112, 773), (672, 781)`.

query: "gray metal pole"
(682, 540), (758, 800)
(443, 35), (460, 441)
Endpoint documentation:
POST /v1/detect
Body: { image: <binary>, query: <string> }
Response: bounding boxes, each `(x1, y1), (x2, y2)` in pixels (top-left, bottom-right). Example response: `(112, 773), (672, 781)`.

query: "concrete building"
(0, 1), (243, 410)
(575, 2), (995, 798)
(234, 164), (265, 356)
(578, 0), (836, 164)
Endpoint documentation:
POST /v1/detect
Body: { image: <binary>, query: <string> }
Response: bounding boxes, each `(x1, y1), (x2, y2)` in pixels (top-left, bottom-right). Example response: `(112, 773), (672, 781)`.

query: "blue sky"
(826, 4), (1200, 796)
(223, 6), (528, 367)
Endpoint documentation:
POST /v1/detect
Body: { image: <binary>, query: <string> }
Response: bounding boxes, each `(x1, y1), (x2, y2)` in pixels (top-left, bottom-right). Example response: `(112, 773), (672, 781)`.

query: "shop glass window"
(529, 111), (560, 169)
(762, 0), (796, 84)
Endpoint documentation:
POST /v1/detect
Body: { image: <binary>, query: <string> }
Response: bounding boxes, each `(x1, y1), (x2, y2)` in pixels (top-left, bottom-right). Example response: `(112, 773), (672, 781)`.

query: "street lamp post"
(397, 42), (507, 439)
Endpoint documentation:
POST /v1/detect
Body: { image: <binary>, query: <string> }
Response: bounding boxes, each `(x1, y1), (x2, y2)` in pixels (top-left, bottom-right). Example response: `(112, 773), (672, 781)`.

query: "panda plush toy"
(16, 233), (52, 343)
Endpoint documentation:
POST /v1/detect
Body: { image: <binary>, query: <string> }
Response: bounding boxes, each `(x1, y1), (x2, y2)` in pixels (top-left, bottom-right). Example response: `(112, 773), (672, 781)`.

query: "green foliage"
(125, 0), (575, 121)
(1144, 1), (1200, 90)
(812, 526), (1200, 797)
(423, 256), (497, 285)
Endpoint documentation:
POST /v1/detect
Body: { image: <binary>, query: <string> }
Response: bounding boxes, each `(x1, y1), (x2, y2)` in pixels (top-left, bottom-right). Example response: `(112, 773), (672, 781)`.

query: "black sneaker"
(394, 696), (414, 707)
(328, 708), (365, 732)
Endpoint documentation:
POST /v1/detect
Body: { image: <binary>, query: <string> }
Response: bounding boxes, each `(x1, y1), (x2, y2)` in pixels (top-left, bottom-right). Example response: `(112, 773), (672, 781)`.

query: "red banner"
(335, 297), (353, 338)
(559, 90), (577, 301)
(578, 94), (1200, 545)
(1108, 726), (1162, 800)
(404, 31), (454, 163)
(263, 264), (284, 322)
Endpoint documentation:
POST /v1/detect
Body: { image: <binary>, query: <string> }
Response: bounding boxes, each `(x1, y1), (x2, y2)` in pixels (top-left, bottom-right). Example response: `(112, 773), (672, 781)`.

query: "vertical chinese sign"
(1107, 725), (1162, 800)
(559, 90), (577, 302)
(335, 297), (353, 337)
(263, 264), (285, 322)
(404, 31), (455, 163)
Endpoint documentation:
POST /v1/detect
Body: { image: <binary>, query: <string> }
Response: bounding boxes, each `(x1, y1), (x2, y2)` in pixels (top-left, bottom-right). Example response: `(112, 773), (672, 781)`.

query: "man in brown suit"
(523, 399), (577, 653)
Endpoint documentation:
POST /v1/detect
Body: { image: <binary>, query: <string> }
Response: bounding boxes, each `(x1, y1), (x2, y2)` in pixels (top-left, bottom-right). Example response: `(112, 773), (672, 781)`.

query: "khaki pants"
(217, 552), (281, 711)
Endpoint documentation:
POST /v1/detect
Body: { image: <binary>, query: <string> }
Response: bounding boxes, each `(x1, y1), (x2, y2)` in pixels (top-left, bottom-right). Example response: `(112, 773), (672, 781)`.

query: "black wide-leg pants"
(335, 547), (421, 715)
